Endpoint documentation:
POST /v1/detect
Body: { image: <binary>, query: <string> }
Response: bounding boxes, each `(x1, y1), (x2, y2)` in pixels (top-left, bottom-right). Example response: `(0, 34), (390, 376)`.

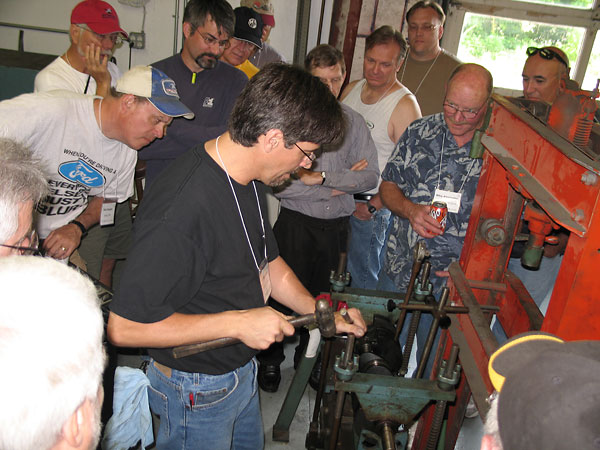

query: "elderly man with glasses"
(35, 0), (127, 98)
(139, 0), (248, 187)
(377, 63), (493, 375)
(0, 139), (47, 258)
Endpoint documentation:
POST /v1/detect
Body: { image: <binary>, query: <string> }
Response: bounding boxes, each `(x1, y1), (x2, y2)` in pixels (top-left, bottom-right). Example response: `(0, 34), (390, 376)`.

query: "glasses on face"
(407, 23), (438, 33)
(443, 99), (488, 119)
(0, 229), (39, 256)
(77, 25), (123, 45)
(526, 47), (569, 70)
(194, 29), (231, 49)
(294, 143), (317, 162)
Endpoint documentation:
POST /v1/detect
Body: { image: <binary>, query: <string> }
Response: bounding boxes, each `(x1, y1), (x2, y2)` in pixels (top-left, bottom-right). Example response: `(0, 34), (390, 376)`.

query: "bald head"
(443, 63), (493, 147)
(522, 46), (569, 104)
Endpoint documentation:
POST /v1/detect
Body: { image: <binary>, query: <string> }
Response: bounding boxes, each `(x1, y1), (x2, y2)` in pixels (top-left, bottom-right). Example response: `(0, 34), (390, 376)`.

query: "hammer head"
(315, 298), (336, 338)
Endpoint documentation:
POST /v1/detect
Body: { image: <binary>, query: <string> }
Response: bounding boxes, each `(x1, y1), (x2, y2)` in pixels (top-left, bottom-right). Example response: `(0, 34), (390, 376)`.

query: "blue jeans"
(347, 208), (391, 289)
(147, 358), (264, 450)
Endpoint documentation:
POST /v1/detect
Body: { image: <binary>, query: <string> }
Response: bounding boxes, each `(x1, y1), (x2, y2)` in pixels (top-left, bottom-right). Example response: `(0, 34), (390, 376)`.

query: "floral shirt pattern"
(381, 113), (482, 294)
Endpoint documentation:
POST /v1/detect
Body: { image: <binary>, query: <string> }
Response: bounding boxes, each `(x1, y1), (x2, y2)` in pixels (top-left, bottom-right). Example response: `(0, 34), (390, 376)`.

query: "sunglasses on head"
(526, 47), (569, 70)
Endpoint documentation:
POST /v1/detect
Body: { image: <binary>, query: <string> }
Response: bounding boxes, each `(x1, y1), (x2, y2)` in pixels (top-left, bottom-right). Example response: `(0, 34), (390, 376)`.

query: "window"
(456, 13), (586, 91)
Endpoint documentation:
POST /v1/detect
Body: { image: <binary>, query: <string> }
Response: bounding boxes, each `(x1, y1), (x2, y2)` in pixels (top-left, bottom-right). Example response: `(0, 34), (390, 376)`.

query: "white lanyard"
(435, 134), (476, 194)
(215, 136), (266, 271)
(433, 134), (476, 214)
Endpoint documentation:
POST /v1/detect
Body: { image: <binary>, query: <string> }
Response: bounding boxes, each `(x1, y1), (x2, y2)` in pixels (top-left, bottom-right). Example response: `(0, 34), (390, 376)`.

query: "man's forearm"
(379, 181), (415, 218)
(269, 256), (316, 315)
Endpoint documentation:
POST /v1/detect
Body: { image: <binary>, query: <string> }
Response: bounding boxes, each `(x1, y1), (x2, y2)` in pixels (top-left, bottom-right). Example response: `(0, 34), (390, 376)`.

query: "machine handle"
(172, 313), (316, 359)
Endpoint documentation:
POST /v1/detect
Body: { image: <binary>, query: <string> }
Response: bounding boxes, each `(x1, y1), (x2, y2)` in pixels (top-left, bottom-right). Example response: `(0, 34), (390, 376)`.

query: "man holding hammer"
(107, 64), (366, 450)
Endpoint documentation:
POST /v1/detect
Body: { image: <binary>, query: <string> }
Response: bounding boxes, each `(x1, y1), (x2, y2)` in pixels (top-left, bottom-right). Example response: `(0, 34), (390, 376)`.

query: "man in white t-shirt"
(0, 66), (193, 262)
(35, 0), (127, 97)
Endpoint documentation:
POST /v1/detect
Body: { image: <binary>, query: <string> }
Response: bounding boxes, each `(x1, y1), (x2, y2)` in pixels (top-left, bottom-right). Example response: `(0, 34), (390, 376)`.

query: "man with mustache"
(35, 0), (127, 97)
(139, 0), (248, 186)
(108, 64), (367, 450)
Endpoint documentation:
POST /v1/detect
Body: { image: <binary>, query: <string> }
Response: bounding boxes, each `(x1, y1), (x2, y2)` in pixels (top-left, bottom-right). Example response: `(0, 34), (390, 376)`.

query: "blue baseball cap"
(115, 66), (194, 119)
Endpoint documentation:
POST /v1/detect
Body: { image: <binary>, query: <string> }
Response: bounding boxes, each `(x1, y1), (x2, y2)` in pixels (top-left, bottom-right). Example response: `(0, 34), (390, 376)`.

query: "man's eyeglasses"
(194, 29), (231, 49)
(407, 23), (438, 33)
(77, 24), (123, 45)
(294, 143), (317, 162)
(443, 99), (488, 119)
(526, 47), (569, 70)
(0, 229), (40, 256)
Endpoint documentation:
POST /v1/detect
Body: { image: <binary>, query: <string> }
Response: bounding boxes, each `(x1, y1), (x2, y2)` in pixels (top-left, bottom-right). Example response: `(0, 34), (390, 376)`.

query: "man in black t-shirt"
(108, 64), (366, 450)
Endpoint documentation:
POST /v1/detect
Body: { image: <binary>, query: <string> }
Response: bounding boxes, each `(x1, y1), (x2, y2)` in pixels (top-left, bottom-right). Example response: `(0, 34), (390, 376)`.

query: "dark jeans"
(258, 207), (349, 367)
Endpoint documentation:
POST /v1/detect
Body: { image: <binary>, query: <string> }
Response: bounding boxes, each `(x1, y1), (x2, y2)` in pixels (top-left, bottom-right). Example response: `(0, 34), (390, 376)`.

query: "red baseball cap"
(71, 0), (128, 38)
(240, 0), (275, 27)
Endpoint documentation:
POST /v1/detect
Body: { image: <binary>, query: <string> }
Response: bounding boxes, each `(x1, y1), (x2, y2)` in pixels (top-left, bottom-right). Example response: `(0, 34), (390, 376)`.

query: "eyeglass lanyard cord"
(215, 136), (266, 271)
(436, 133), (476, 194)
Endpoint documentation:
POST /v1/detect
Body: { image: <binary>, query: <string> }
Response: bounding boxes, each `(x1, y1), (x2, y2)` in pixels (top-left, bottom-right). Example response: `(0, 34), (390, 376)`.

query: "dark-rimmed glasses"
(77, 24), (123, 45)
(294, 143), (317, 162)
(443, 99), (488, 120)
(193, 29), (231, 49)
(526, 47), (569, 70)
(0, 229), (39, 256)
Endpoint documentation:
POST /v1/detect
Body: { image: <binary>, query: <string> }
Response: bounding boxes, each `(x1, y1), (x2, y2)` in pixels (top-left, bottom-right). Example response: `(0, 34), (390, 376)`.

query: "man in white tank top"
(340, 25), (421, 289)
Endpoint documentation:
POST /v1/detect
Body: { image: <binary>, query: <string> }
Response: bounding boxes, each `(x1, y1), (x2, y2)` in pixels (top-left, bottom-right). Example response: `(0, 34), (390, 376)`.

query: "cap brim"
(235, 32), (262, 49)
(149, 98), (194, 120)
(488, 332), (563, 392)
(87, 22), (129, 39)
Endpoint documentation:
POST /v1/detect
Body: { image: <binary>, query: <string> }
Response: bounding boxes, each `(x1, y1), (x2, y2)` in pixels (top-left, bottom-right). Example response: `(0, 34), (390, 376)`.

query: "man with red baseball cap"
(240, 0), (286, 69)
(35, 0), (130, 288)
(35, 0), (127, 98)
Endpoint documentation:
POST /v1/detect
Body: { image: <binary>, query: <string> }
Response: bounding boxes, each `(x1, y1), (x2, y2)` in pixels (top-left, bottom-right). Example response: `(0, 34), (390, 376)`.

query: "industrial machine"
(273, 87), (600, 450)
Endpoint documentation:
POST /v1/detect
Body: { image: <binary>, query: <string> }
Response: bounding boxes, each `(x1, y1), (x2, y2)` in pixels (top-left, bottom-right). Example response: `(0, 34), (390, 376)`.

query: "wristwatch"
(320, 171), (326, 185)
(367, 201), (377, 214)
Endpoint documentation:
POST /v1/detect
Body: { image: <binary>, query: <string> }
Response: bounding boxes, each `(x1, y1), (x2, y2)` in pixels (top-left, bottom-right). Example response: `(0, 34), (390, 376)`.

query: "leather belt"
(154, 361), (172, 378)
(354, 193), (373, 202)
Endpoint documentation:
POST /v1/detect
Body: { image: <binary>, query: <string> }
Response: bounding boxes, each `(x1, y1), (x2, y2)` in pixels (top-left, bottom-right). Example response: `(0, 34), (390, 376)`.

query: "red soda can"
(429, 201), (447, 232)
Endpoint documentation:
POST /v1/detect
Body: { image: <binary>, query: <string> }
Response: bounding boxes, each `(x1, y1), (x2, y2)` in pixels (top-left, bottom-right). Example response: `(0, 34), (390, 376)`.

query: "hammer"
(172, 298), (336, 359)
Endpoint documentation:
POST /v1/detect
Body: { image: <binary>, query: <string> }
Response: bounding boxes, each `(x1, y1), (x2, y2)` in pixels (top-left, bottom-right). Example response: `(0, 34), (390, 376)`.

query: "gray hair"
(0, 256), (105, 450)
(483, 392), (504, 450)
(0, 138), (47, 244)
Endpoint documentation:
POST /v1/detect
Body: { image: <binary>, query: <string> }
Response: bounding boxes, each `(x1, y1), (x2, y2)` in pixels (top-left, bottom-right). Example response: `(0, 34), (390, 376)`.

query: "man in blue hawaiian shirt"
(377, 63), (493, 374)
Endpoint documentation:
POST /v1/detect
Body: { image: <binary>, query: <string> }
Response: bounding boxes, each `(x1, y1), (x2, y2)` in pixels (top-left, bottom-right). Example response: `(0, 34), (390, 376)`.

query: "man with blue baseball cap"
(0, 65), (192, 266)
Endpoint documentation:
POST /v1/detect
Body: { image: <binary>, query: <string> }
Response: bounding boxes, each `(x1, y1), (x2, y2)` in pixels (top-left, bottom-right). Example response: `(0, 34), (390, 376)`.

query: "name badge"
(259, 258), (272, 303)
(432, 189), (462, 214)
(100, 198), (116, 226)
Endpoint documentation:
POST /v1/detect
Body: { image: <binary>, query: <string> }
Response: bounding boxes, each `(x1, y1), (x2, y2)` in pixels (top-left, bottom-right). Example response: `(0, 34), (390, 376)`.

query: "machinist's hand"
(334, 307), (366, 337)
(43, 224), (83, 259)
(235, 307), (295, 350)
(408, 203), (443, 238)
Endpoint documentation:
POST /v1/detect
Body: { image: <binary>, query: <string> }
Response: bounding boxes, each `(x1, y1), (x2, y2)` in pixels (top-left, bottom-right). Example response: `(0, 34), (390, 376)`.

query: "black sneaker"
(257, 364), (281, 393)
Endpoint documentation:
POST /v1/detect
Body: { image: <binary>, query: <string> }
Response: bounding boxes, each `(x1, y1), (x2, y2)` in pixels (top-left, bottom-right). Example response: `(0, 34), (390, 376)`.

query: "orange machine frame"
(412, 94), (600, 449)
